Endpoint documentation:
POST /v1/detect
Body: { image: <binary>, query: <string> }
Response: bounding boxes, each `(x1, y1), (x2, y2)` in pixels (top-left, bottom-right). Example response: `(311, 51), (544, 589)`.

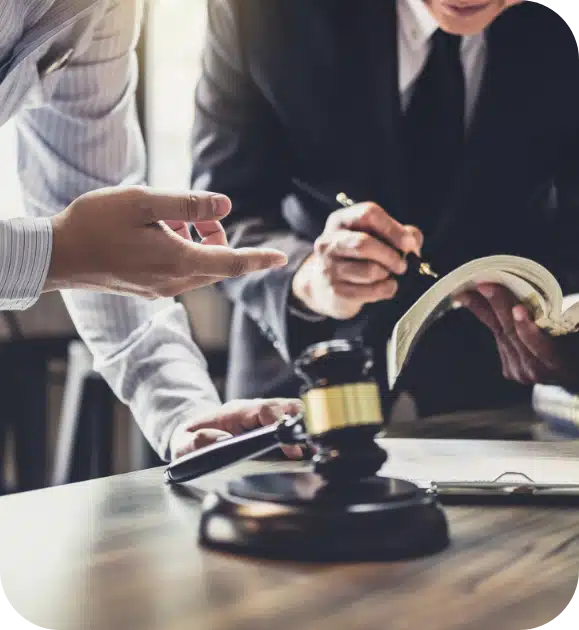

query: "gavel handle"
(164, 423), (280, 484)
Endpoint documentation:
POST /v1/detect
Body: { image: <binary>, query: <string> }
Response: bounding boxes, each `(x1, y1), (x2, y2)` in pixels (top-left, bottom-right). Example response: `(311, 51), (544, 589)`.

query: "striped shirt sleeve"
(14, 0), (222, 461)
(0, 216), (52, 310)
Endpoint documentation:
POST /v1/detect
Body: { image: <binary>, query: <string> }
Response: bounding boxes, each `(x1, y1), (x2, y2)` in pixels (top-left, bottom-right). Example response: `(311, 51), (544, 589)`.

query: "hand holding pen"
(335, 193), (439, 280)
(291, 193), (430, 320)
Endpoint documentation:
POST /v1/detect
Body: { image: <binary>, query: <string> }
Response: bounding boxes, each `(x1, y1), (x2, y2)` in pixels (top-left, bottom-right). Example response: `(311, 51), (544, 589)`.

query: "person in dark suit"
(191, 0), (579, 419)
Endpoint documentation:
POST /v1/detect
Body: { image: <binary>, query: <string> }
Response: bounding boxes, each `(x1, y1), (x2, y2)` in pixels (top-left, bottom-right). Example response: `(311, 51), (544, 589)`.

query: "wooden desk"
(0, 439), (578, 630)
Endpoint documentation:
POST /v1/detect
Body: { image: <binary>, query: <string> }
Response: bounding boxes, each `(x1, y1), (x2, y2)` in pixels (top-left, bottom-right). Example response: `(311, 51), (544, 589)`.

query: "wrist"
(288, 293), (328, 322)
(45, 212), (79, 292)
(169, 423), (188, 461)
(291, 254), (320, 314)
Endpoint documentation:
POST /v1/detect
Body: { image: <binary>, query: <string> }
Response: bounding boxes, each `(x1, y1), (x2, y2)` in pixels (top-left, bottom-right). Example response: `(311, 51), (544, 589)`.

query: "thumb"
(189, 246), (288, 278)
(133, 188), (232, 225)
(402, 225), (424, 256)
(190, 428), (233, 451)
(174, 428), (233, 459)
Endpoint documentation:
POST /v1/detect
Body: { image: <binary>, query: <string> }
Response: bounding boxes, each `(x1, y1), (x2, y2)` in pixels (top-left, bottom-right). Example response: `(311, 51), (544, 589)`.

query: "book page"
(388, 269), (544, 386)
(377, 438), (579, 487)
(387, 255), (570, 389)
(561, 293), (579, 329)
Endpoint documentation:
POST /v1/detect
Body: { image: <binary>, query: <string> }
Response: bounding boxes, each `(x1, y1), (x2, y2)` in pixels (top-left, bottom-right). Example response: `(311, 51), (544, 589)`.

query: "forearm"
(0, 217), (52, 310)
(61, 290), (222, 461)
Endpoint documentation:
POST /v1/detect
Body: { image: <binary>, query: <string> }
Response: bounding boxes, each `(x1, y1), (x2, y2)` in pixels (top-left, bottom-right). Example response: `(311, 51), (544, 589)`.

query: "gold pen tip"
(336, 194), (440, 279)
(419, 263), (439, 279)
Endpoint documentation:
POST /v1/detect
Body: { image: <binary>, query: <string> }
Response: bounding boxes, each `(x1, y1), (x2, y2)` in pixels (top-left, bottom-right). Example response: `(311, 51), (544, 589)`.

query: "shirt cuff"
(0, 217), (53, 310)
(287, 290), (328, 323)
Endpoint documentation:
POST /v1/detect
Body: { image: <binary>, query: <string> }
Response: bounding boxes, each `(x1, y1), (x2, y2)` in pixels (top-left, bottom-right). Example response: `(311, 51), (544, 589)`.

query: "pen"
(164, 423), (281, 484)
(335, 193), (439, 280)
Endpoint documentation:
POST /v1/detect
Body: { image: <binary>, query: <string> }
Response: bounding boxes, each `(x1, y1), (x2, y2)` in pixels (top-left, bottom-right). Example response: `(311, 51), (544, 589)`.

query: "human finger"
(135, 187), (232, 224)
(513, 306), (561, 370)
(327, 202), (418, 254)
(171, 428), (233, 459)
(323, 257), (391, 285)
(317, 230), (407, 275)
(188, 245), (288, 278)
(193, 220), (228, 246)
(477, 284), (519, 335)
(331, 278), (399, 302)
(163, 220), (193, 241)
(403, 225), (424, 255)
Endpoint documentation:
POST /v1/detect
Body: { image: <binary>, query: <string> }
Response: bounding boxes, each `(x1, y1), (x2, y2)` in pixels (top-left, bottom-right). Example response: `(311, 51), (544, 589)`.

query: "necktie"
(404, 30), (466, 237)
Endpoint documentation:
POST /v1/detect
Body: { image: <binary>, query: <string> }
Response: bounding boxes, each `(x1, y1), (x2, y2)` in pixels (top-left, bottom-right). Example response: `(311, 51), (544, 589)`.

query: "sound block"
(199, 472), (450, 561)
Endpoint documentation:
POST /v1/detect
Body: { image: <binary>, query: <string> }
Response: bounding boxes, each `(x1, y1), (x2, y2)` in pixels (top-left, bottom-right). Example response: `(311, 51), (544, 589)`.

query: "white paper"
(377, 438), (579, 487)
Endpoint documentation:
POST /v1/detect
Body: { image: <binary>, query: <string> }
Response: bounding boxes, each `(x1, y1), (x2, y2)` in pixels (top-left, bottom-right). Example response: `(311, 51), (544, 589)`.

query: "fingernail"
(402, 234), (419, 254)
(479, 285), (495, 299)
(272, 252), (289, 268)
(452, 299), (463, 309)
(211, 194), (231, 216)
(513, 306), (526, 322)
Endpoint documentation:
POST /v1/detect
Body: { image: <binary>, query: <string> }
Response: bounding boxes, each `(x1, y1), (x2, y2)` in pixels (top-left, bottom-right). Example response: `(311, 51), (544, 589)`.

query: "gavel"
(165, 339), (388, 484)
(165, 339), (450, 562)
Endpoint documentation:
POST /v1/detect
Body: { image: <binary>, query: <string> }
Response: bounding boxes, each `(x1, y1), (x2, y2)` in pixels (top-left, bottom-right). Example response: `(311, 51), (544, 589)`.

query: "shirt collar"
(398, 0), (440, 52)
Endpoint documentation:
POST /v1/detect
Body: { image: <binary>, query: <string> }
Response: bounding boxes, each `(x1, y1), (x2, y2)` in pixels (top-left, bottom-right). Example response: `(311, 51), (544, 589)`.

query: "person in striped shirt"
(0, 0), (302, 462)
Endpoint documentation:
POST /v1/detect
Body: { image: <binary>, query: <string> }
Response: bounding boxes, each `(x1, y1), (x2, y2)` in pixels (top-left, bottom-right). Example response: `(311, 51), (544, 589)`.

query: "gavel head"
(293, 339), (387, 484)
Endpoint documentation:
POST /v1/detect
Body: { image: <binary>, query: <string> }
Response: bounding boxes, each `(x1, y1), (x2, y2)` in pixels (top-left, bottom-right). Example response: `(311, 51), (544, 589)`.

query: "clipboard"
(426, 472), (579, 506)
(378, 438), (579, 507)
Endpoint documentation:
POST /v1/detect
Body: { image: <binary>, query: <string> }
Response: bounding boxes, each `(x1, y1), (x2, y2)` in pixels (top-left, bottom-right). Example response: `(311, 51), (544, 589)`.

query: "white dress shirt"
(0, 0), (222, 461)
(398, 0), (487, 125)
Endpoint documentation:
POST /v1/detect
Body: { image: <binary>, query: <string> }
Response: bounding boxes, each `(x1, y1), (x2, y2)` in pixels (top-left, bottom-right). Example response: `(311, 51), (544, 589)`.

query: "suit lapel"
(428, 12), (523, 260)
(333, 0), (412, 342)
(332, 0), (407, 218)
(366, 0), (408, 218)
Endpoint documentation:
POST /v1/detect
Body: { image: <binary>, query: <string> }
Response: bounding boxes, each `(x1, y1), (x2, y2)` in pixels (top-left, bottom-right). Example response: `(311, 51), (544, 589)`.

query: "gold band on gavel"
(301, 382), (383, 437)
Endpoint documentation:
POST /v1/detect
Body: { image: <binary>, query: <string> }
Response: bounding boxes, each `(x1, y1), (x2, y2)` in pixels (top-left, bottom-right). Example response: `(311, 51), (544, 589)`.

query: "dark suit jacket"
(191, 0), (579, 417)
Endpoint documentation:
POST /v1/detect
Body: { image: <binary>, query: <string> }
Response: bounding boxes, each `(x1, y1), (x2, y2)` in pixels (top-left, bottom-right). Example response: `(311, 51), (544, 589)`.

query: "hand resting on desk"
(169, 398), (304, 460)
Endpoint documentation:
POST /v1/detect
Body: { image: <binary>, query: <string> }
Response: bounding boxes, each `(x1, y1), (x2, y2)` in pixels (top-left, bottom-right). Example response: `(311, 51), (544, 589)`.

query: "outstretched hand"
(170, 398), (305, 461)
(46, 186), (288, 298)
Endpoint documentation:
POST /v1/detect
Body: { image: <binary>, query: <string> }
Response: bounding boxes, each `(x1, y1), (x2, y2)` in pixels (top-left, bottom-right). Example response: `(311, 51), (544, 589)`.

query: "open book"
(386, 255), (579, 389)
